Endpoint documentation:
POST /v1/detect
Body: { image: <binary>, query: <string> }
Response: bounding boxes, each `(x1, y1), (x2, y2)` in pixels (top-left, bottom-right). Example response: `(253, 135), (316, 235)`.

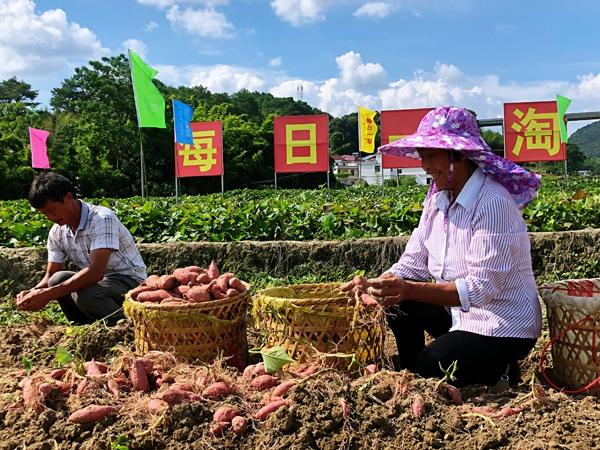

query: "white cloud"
(123, 39), (148, 59)
(270, 0), (332, 26)
(166, 5), (233, 38)
(336, 51), (387, 90)
(137, 0), (229, 8)
(269, 57), (282, 67)
(144, 21), (158, 32)
(157, 64), (266, 93)
(0, 0), (108, 78)
(353, 2), (394, 19)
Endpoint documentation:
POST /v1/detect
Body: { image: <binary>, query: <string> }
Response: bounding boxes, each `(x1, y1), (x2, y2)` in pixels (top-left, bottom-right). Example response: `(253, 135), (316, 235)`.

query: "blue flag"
(173, 99), (194, 144)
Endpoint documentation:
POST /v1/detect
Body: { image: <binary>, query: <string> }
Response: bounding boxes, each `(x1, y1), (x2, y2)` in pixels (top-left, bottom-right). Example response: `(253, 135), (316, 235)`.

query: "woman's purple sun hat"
(378, 106), (541, 209)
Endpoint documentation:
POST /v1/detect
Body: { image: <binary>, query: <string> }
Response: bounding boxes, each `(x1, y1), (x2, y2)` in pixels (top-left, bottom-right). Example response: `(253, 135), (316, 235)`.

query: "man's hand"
(366, 274), (407, 307)
(16, 288), (53, 312)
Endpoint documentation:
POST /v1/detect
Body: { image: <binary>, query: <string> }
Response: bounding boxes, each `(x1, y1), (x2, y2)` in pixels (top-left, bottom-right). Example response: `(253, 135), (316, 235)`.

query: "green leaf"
(22, 356), (32, 376)
(260, 346), (295, 373)
(54, 346), (74, 367)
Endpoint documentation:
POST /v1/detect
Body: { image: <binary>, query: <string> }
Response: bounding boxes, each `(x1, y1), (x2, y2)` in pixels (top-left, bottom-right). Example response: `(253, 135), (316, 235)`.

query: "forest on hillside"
(0, 54), (598, 200)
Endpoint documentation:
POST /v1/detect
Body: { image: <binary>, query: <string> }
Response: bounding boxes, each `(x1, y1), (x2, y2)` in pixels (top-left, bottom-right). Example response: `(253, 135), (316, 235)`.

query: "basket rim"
(124, 288), (250, 312)
(255, 282), (348, 306)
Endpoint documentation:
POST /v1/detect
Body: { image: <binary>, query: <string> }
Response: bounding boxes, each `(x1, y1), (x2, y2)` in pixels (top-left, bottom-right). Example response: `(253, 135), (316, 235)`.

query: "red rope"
(540, 315), (600, 394)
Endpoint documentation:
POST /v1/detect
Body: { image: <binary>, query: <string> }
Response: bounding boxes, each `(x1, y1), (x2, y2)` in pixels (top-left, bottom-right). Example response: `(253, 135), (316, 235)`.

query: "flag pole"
(172, 99), (179, 204)
(138, 129), (146, 199)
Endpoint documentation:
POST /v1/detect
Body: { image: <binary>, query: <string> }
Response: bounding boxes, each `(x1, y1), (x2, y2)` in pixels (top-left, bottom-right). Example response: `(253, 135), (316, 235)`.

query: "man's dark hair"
(28, 172), (76, 209)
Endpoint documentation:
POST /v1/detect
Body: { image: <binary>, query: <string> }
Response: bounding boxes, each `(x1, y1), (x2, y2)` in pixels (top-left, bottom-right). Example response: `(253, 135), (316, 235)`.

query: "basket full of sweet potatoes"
(124, 261), (250, 369)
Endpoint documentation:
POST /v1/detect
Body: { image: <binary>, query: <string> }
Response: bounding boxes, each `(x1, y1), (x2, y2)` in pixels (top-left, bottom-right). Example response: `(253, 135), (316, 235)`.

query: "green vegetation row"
(2, 177), (600, 248)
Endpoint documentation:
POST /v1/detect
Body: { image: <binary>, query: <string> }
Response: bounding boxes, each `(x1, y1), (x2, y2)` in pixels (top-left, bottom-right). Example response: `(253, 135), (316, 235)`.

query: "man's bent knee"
(48, 271), (76, 287)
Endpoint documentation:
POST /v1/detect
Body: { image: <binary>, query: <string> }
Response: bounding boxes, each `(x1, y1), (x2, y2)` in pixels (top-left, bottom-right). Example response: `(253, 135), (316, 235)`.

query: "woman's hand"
(366, 274), (407, 307)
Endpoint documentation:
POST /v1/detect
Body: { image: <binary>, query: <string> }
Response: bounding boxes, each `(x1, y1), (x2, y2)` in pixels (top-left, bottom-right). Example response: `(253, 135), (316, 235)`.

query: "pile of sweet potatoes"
(15, 351), (326, 433)
(129, 261), (250, 305)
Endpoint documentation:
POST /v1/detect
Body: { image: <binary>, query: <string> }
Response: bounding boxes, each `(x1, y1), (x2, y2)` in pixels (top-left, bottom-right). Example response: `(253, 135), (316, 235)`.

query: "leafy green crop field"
(1, 176), (600, 248)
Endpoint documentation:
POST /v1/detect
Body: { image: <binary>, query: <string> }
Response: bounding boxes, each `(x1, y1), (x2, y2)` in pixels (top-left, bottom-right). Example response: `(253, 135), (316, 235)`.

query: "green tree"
(0, 77), (39, 106)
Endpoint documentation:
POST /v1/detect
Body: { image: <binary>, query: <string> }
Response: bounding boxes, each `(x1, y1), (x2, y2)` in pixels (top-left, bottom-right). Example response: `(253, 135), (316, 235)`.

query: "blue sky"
(3, 0), (600, 129)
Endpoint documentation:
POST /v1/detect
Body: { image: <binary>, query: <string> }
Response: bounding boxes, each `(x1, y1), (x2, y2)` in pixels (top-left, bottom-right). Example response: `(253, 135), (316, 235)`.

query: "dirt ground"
(0, 320), (599, 450)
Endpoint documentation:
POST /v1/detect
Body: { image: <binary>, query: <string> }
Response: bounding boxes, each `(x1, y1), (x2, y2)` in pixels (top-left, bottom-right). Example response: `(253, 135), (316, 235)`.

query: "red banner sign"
(503, 101), (566, 162)
(174, 121), (223, 178)
(380, 108), (432, 169)
(273, 115), (329, 173)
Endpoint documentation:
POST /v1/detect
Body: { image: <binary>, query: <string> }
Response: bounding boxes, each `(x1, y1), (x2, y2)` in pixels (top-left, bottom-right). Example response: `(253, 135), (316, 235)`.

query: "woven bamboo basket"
(252, 283), (386, 367)
(540, 278), (600, 392)
(124, 290), (249, 370)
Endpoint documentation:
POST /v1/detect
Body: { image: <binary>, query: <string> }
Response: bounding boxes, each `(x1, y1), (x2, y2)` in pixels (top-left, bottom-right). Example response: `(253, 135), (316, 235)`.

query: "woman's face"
(418, 148), (452, 189)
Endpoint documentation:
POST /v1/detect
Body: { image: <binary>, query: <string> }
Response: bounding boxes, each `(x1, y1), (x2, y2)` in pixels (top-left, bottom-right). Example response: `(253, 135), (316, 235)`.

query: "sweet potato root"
(130, 359), (150, 392)
(68, 405), (117, 424)
(231, 416), (248, 435)
(137, 289), (171, 303)
(213, 405), (240, 423)
(157, 275), (177, 290)
(254, 399), (289, 421)
(251, 375), (279, 391)
(202, 381), (232, 399)
(272, 380), (296, 397)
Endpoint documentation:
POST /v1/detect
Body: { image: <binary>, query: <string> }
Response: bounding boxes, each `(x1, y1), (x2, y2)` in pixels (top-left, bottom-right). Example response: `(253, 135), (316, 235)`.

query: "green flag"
(128, 50), (166, 128)
(556, 94), (571, 143)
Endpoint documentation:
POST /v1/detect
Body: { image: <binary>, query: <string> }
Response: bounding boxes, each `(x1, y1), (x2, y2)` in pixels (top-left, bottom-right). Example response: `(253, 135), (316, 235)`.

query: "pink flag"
(29, 127), (51, 169)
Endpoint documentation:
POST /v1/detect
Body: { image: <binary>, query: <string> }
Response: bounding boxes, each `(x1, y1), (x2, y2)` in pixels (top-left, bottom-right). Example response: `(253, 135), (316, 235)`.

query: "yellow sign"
(285, 123), (317, 164)
(510, 107), (560, 157)
(359, 106), (378, 153)
(178, 129), (217, 172)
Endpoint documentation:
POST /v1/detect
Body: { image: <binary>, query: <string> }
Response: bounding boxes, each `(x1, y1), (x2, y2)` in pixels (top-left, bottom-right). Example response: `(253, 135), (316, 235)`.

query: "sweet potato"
(144, 275), (161, 288)
(173, 284), (191, 296)
(216, 273), (234, 292)
(254, 399), (289, 421)
(360, 293), (380, 307)
(157, 275), (177, 290)
(171, 382), (195, 392)
(161, 388), (200, 405)
(251, 374), (279, 391)
(211, 286), (228, 300)
(49, 368), (67, 380)
(55, 381), (72, 396)
(207, 260), (220, 280)
(231, 416), (248, 435)
(363, 364), (378, 376)
(444, 384), (462, 405)
(202, 381), (232, 399)
(130, 359), (150, 392)
(106, 378), (120, 398)
(213, 405), (240, 423)
(38, 382), (54, 396)
(252, 362), (267, 377)
(338, 397), (350, 419)
(137, 358), (154, 375)
(228, 277), (247, 292)
(243, 364), (255, 379)
(185, 265), (204, 274)
(68, 405), (117, 424)
(494, 406), (522, 418)
(22, 378), (42, 412)
(210, 421), (230, 436)
(147, 398), (170, 414)
(76, 378), (91, 396)
(185, 284), (212, 302)
(129, 285), (155, 300)
(173, 268), (197, 285)
(84, 359), (108, 376)
(272, 380), (296, 397)
(226, 288), (240, 297)
(412, 394), (426, 418)
(137, 289), (171, 303)
(196, 272), (211, 284)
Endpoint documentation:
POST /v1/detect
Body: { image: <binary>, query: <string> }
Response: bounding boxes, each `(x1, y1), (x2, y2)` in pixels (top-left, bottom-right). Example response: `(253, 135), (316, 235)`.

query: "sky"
(3, 0), (600, 131)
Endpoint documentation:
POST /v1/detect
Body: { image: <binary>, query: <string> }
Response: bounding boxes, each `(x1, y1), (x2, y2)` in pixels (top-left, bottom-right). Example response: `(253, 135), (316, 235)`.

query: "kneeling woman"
(343, 106), (542, 387)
